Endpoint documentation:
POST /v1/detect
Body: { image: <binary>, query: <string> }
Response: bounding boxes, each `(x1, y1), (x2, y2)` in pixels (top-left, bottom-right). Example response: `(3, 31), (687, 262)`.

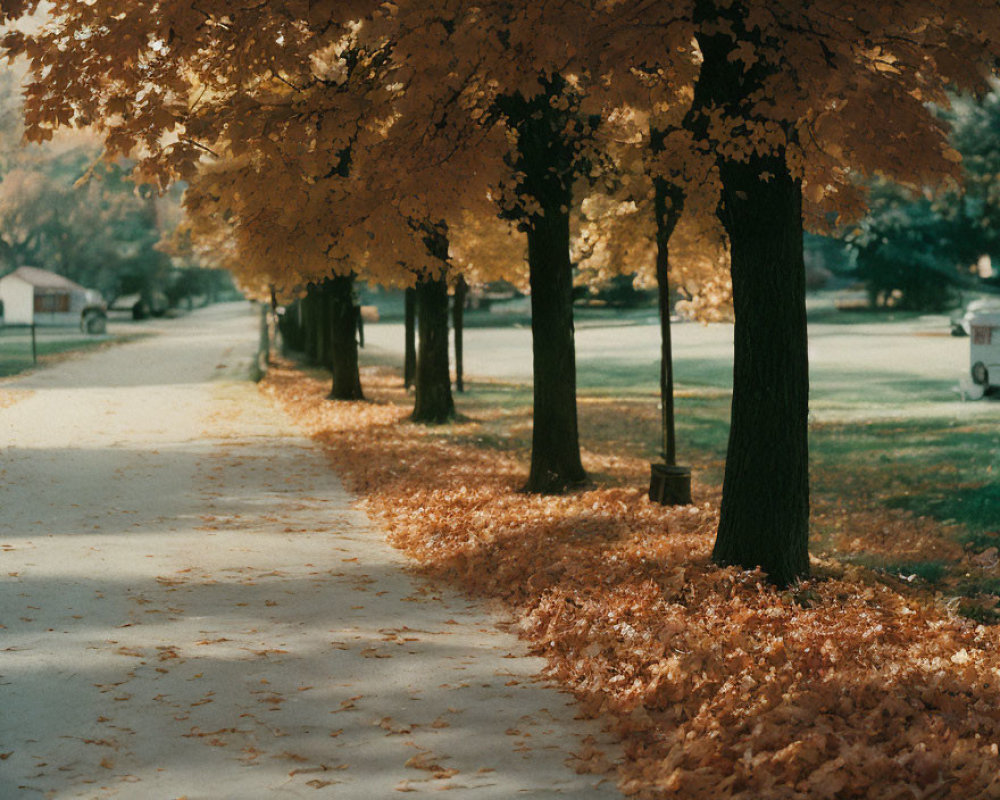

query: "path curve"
(0, 304), (620, 799)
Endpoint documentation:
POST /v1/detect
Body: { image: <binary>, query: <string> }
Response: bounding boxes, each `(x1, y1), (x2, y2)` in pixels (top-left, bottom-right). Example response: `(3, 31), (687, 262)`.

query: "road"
(0, 303), (619, 799)
(362, 311), (999, 420)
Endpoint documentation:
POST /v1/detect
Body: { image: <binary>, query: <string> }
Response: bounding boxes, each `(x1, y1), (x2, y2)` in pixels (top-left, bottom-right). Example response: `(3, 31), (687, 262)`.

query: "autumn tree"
(683, 0), (1000, 585)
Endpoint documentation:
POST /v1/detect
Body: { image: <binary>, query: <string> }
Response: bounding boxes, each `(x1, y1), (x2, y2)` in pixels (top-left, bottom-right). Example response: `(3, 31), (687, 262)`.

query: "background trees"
(847, 84), (1000, 309)
(0, 67), (228, 308)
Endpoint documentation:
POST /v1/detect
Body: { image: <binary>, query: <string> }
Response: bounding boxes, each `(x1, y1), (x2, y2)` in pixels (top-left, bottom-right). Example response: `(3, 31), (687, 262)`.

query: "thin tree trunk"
(693, 0), (810, 586)
(452, 275), (467, 392)
(524, 203), (587, 493)
(656, 258), (676, 464)
(649, 169), (693, 506)
(653, 168), (684, 466)
(327, 274), (365, 401)
(257, 301), (270, 377)
(403, 287), (416, 390)
(412, 274), (454, 423)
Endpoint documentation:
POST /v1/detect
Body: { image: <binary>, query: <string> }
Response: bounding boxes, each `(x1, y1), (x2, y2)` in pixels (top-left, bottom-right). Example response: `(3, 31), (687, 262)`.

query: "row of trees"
(5, 1), (998, 586)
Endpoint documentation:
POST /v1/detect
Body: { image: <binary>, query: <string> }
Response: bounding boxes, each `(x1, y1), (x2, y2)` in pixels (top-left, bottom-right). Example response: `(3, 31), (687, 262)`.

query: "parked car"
(80, 303), (107, 334)
(108, 292), (168, 320)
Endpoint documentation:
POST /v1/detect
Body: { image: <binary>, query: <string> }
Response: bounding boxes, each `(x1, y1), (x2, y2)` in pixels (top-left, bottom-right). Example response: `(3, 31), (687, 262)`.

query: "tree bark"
(692, 0), (810, 586)
(652, 161), (685, 466)
(497, 77), (587, 494)
(524, 204), (587, 493)
(452, 275), (467, 392)
(403, 287), (417, 390)
(711, 159), (810, 587)
(411, 274), (455, 423)
(326, 274), (365, 401)
(316, 282), (332, 369)
(302, 285), (319, 364)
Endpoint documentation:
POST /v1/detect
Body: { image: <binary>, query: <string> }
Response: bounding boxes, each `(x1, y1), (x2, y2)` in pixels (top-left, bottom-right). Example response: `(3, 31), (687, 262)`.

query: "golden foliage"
(11, 2), (1000, 303)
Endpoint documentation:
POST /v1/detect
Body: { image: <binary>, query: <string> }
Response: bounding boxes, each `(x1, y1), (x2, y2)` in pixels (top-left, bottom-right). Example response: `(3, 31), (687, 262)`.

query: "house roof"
(2, 266), (87, 292)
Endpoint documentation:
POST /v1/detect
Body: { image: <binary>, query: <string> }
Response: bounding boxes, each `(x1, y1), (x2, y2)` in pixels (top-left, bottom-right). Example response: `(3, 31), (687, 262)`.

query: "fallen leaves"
(263, 361), (1000, 799)
(404, 751), (459, 780)
(569, 736), (613, 775)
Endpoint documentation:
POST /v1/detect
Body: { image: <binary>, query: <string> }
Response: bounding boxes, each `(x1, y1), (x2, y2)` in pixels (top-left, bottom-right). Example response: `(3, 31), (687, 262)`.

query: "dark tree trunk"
(403, 287), (417, 390)
(656, 236), (677, 465)
(497, 77), (587, 494)
(411, 274), (455, 423)
(277, 298), (303, 353)
(316, 282), (332, 369)
(326, 274), (365, 401)
(302, 285), (319, 364)
(692, 0), (810, 586)
(269, 284), (279, 355)
(524, 204), (587, 493)
(712, 159), (810, 587)
(452, 275), (467, 392)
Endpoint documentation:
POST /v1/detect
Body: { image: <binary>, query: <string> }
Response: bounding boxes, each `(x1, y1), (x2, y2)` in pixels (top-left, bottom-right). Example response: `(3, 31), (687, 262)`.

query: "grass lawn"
(0, 331), (144, 378)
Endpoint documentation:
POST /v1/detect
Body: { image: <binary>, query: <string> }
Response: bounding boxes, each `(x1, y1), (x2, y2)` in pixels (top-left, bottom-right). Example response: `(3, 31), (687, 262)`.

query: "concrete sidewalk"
(0, 303), (620, 799)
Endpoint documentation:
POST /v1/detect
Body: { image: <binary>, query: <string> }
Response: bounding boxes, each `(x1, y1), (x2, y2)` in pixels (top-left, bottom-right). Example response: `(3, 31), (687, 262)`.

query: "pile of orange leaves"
(262, 363), (1000, 799)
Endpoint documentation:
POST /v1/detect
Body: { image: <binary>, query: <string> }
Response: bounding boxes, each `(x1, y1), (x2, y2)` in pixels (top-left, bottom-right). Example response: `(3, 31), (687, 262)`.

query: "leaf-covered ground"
(262, 361), (1000, 799)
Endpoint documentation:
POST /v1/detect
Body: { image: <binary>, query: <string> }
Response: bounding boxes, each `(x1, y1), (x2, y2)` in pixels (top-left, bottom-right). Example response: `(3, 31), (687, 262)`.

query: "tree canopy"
(5, 0), (1000, 580)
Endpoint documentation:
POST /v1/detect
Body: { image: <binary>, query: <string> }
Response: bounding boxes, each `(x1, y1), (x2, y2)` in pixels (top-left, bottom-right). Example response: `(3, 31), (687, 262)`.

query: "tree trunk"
(497, 77), (587, 494)
(692, 0), (810, 586)
(452, 275), (467, 392)
(653, 169), (684, 466)
(412, 274), (455, 423)
(403, 287), (417, 390)
(711, 159), (810, 587)
(524, 203), (587, 493)
(269, 284), (279, 356)
(302, 285), (319, 364)
(326, 274), (365, 401)
(316, 282), (332, 369)
(648, 170), (693, 507)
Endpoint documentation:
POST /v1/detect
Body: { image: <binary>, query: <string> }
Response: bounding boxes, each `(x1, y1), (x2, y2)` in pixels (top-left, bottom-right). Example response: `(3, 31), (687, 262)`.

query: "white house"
(0, 266), (103, 327)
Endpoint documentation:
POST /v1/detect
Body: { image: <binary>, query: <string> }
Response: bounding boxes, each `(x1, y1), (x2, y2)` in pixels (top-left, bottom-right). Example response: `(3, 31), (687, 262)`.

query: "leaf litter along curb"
(261, 361), (1000, 799)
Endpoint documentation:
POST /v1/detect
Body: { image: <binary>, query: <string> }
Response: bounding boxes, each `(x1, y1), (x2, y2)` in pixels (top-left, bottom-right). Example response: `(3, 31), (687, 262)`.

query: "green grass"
(878, 560), (949, 583)
(809, 419), (1000, 534)
(461, 363), (998, 549)
(889, 484), (1000, 535)
(804, 308), (932, 325)
(0, 334), (138, 377)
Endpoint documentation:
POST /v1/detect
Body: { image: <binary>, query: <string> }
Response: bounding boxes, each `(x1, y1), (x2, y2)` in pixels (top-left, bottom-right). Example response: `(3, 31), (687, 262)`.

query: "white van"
(970, 311), (1000, 391)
